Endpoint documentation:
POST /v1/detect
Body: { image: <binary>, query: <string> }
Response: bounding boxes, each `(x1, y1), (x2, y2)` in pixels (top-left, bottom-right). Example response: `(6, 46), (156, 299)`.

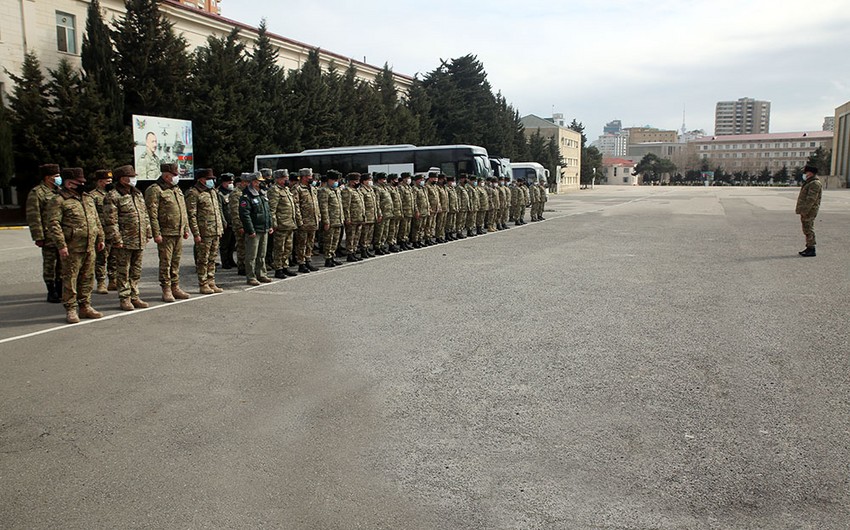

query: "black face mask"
(105, 183), (115, 192)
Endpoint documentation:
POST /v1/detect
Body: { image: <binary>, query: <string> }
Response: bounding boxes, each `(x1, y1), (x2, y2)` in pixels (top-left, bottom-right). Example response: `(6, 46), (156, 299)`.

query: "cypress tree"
(6, 52), (52, 185)
(354, 79), (388, 145)
(249, 19), (291, 156)
(290, 49), (335, 150)
(405, 79), (437, 145)
(112, 0), (190, 121)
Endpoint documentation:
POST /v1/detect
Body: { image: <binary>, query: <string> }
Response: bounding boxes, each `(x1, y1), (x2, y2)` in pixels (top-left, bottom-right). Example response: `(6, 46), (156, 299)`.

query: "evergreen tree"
(112, 0), (190, 121)
(249, 19), (295, 156)
(0, 102), (14, 187)
(290, 49), (336, 150)
(806, 146), (832, 175)
(757, 166), (772, 183)
(188, 29), (257, 172)
(405, 79), (437, 145)
(355, 79), (389, 145)
(6, 52), (52, 185)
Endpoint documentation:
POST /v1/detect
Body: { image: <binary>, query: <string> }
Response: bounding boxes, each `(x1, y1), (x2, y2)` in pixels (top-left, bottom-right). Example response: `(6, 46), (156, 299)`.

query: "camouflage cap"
(273, 169), (289, 179)
(94, 169), (113, 180)
(39, 164), (60, 178)
(298, 168), (313, 177)
(60, 167), (85, 182)
(446, 175), (455, 181)
(113, 165), (137, 179)
(289, 173), (299, 181)
(160, 163), (178, 175)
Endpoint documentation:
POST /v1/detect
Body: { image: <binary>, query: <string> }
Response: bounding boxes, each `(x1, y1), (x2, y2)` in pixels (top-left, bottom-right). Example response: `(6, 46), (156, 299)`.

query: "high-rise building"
(714, 97), (771, 135)
(823, 116), (835, 132)
(603, 120), (622, 135)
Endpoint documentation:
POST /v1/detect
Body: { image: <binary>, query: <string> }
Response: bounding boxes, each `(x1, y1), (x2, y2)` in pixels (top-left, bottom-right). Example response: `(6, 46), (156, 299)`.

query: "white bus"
(511, 162), (549, 184)
(255, 144), (492, 179)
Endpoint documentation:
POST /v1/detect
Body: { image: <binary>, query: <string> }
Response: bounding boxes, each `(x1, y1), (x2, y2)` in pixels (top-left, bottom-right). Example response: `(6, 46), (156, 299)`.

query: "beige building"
(601, 158), (637, 185)
(519, 114), (582, 191)
(691, 131), (833, 174)
(624, 127), (678, 144)
(1, 0), (413, 103)
(832, 101), (850, 187)
(715, 97), (771, 136)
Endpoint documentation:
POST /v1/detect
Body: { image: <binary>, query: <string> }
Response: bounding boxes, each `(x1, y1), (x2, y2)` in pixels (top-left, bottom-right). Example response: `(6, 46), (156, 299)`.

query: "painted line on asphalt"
(0, 195), (648, 345)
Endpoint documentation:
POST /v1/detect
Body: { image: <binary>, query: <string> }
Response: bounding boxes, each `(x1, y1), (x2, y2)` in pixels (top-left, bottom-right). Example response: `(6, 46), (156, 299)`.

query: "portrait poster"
(132, 115), (193, 181)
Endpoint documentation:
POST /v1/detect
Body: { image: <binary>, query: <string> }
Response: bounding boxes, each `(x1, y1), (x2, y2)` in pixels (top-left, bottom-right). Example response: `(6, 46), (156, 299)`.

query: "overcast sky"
(222, 0), (850, 140)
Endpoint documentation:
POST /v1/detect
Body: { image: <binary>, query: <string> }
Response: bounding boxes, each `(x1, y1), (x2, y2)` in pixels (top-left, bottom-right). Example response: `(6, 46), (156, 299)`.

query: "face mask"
(365, 181), (373, 187)
(451, 182), (457, 187)
(205, 180), (214, 189)
(171, 175), (180, 186)
(311, 181), (318, 187)
(418, 181), (425, 187)
(129, 177), (138, 187)
(332, 182), (339, 188)
(53, 176), (62, 187)
(471, 182), (477, 187)
(405, 179), (411, 185)
(226, 183), (234, 191)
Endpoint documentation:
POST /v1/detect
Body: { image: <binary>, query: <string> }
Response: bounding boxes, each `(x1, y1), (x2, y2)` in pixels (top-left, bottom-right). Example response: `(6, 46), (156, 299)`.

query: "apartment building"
(714, 97), (771, 135)
(691, 131), (833, 174)
(518, 114), (582, 191)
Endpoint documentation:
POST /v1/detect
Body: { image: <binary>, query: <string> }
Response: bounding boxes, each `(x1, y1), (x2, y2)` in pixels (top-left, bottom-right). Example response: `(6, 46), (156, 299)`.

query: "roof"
(161, 0), (415, 81)
(603, 158), (636, 166)
(693, 131), (833, 143)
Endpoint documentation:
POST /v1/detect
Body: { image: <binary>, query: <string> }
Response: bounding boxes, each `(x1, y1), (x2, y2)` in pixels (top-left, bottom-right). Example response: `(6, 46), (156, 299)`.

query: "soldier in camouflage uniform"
(269, 169), (301, 278)
(537, 179), (548, 221)
(341, 173), (365, 261)
(144, 163), (190, 303)
(486, 177), (500, 232)
(796, 165), (823, 257)
(293, 168), (320, 272)
(397, 173), (415, 250)
(411, 174), (430, 247)
(230, 174), (248, 275)
(104, 165), (152, 311)
(444, 175), (459, 240)
(436, 174), (449, 242)
(47, 168), (105, 323)
(186, 168), (225, 294)
(529, 179), (543, 221)
(218, 173), (237, 269)
(26, 163), (62, 303)
(424, 172), (440, 245)
(373, 173), (394, 254)
(358, 173), (382, 258)
(318, 170), (345, 266)
(455, 174), (469, 239)
(387, 174), (403, 252)
(464, 175), (479, 237)
(89, 169), (115, 293)
(499, 177), (511, 229)
(474, 177), (489, 235)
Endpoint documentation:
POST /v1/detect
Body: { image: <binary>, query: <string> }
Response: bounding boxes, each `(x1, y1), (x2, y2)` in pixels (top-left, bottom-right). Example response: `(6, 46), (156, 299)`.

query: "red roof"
(603, 158), (635, 166)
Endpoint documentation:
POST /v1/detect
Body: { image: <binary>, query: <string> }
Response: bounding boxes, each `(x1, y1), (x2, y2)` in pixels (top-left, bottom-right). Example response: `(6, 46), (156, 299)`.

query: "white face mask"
(171, 175), (180, 185)
(129, 177), (138, 187)
(405, 178), (411, 185)
(226, 183), (234, 191)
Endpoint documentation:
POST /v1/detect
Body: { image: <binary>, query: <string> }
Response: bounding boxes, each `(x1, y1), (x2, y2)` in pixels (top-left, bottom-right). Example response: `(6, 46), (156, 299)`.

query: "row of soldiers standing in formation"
(26, 162), (547, 323)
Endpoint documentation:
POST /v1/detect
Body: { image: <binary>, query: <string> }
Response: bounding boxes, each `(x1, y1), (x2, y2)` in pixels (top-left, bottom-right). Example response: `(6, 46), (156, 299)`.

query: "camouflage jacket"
(500, 186), (512, 208)
(294, 184), (320, 229)
(186, 183), (224, 239)
(89, 187), (109, 227)
(360, 185), (380, 223)
(268, 183), (301, 231)
(388, 184), (403, 218)
(487, 185), (500, 210)
(104, 184), (151, 249)
(476, 186), (490, 211)
(413, 185), (430, 217)
(46, 189), (104, 253)
(455, 185), (469, 213)
(318, 185), (345, 227)
(398, 183), (415, 217)
(510, 185), (522, 207)
(445, 185), (458, 213)
(425, 183), (441, 213)
(465, 184), (479, 212)
(375, 183), (394, 220)
(523, 186), (531, 205)
(437, 185), (449, 213)
(26, 182), (58, 244)
(144, 178), (189, 238)
(529, 184), (540, 203)
(341, 186), (365, 224)
(796, 176), (823, 218)
(229, 186), (244, 232)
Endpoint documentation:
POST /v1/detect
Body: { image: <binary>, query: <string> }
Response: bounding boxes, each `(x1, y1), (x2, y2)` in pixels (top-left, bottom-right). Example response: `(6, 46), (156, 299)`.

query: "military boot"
(306, 261), (318, 271)
(325, 258), (335, 268)
(162, 286), (176, 303)
(298, 264), (310, 273)
(96, 279), (108, 295)
(131, 298), (149, 309)
(66, 307), (80, 324)
(799, 246), (816, 257)
(199, 282), (215, 295)
(275, 269), (287, 279)
(119, 298), (134, 311)
(46, 281), (61, 303)
(347, 253), (358, 263)
(208, 281), (224, 293)
(78, 305), (103, 319)
(283, 267), (298, 277)
(171, 284), (190, 300)
(107, 279), (117, 291)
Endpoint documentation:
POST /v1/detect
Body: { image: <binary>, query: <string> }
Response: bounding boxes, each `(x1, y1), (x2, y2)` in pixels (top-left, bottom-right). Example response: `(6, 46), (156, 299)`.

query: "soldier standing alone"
(796, 165), (823, 257)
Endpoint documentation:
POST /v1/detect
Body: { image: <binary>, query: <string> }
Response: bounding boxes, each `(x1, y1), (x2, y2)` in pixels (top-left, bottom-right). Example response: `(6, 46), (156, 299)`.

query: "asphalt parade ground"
(1, 186), (849, 529)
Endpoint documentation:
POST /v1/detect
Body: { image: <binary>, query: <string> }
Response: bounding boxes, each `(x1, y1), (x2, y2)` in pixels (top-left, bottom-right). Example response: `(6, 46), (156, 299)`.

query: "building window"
(56, 12), (77, 54)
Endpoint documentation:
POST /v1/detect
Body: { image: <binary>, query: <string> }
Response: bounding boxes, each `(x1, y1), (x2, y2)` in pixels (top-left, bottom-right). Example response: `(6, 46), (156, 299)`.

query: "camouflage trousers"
(272, 229), (295, 269)
(94, 242), (114, 282)
(801, 216), (816, 247)
(435, 212), (446, 239)
(513, 205), (525, 222)
(411, 216), (426, 242)
(486, 209), (497, 231)
(531, 201), (543, 219)
(324, 226), (342, 259)
(455, 211), (467, 233)
(41, 245), (61, 282)
(476, 210), (486, 229)
(501, 206), (510, 225)
(235, 231), (246, 269)
(445, 212), (457, 234)
(398, 217), (412, 243)
(388, 217), (400, 245)
(426, 213), (437, 238)
(113, 247), (144, 300)
(244, 231), (268, 281)
(294, 229), (316, 264)
(156, 236), (183, 287)
(194, 237), (220, 285)
(344, 223), (361, 254)
(60, 250), (95, 310)
(359, 223), (375, 250)
(466, 211), (477, 231)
